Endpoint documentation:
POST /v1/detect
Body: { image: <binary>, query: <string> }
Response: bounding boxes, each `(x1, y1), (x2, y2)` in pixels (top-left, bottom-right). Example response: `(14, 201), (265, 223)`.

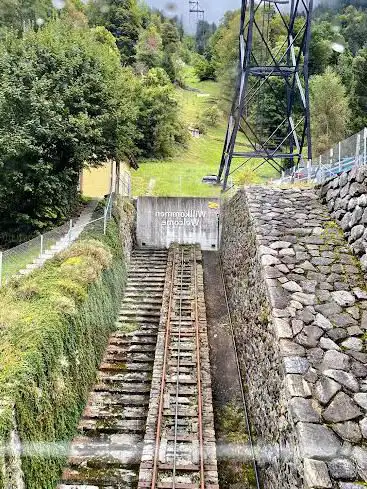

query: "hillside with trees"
(194, 1), (367, 158)
(1, 0), (367, 244)
(0, 0), (191, 247)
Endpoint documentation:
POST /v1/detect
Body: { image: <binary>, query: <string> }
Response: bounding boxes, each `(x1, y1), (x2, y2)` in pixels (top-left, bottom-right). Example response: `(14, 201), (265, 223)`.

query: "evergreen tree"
(195, 20), (216, 55)
(161, 21), (179, 51)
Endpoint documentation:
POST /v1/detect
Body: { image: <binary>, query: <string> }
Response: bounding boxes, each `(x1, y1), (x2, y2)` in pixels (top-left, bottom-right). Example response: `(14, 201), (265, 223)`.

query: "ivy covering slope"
(0, 197), (134, 489)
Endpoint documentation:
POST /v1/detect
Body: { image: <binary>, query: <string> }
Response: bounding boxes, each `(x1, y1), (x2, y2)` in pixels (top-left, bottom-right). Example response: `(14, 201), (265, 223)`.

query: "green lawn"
(1, 240), (41, 283)
(132, 68), (278, 197)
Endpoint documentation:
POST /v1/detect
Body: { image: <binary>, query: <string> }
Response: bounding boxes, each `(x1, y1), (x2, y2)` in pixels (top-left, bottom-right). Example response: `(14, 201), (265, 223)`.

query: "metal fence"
(279, 128), (367, 184)
(0, 193), (115, 287)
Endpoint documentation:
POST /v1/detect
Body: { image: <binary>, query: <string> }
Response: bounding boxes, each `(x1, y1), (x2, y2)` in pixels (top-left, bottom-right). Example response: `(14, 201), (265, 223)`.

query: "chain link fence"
(279, 128), (367, 184)
(0, 194), (115, 287)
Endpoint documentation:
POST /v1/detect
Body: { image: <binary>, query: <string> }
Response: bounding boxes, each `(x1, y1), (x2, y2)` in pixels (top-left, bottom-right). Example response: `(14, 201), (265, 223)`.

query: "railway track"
(58, 245), (218, 489)
(138, 245), (218, 489)
(58, 249), (168, 489)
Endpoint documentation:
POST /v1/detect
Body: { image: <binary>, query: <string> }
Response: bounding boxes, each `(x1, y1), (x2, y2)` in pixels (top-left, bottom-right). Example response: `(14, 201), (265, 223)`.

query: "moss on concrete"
(216, 402), (257, 489)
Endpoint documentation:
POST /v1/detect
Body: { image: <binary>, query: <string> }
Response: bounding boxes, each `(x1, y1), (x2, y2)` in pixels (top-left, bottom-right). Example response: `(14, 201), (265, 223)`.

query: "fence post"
(329, 148), (333, 178)
(356, 132), (361, 167)
(364, 128), (367, 165)
(109, 194), (113, 219)
(40, 235), (44, 256)
(307, 159), (312, 182)
(0, 251), (2, 288)
(68, 219), (73, 243)
(338, 141), (341, 173)
(103, 203), (108, 235)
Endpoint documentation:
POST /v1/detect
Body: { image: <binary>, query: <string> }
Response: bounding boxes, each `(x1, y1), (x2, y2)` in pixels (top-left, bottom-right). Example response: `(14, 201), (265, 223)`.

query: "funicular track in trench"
(59, 244), (219, 489)
(138, 245), (218, 489)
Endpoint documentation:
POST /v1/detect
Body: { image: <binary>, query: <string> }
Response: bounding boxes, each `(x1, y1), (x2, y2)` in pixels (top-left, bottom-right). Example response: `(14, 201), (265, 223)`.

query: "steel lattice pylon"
(189, 1), (205, 22)
(217, 0), (313, 190)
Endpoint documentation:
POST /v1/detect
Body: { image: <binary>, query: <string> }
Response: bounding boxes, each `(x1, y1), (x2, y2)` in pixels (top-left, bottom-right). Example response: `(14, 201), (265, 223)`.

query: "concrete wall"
(81, 161), (131, 198)
(81, 162), (112, 198)
(136, 197), (220, 250)
(221, 187), (367, 489)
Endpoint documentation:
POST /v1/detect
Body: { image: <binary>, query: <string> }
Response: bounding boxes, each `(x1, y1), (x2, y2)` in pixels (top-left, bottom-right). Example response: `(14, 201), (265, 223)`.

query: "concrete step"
(59, 466), (138, 487)
(118, 315), (161, 324)
(78, 417), (146, 434)
(122, 296), (163, 303)
(119, 305), (162, 312)
(59, 248), (167, 487)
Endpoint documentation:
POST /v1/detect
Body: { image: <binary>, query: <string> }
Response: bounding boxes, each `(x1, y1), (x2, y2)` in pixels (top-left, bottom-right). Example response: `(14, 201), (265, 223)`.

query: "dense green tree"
(193, 54), (216, 81)
(0, 20), (138, 243)
(310, 67), (350, 155)
(0, 0), (53, 31)
(160, 22), (184, 82)
(135, 68), (187, 157)
(195, 20), (216, 55)
(339, 5), (367, 55)
(336, 49), (354, 92)
(87, 0), (142, 64)
(251, 78), (287, 144)
(350, 48), (367, 131)
(211, 10), (240, 104)
(161, 51), (181, 82)
(135, 24), (163, 69)
(309, 21), (337, 74)
(171, 15), (184, 40)
(161, 21), (180, 51)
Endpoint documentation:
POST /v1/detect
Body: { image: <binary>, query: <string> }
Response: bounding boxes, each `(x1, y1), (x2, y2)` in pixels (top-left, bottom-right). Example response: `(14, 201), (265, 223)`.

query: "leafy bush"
(234, 168), (261, 186)
(193, 104), (221, 135)
(0, 197), (134, 488)
(201, 104), (222, 127)
(193, 119), (208, 135)
(194, 55), (216, 81)
(136, 68), (188, 157)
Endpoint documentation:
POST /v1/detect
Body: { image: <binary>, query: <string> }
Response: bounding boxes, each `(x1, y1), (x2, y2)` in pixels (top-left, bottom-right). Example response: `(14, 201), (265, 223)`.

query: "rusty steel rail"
(150, 247), (178, 489)
(172, 248), (185, 487)
(193, 251), (205, 489)
(138, 244), (218, 489)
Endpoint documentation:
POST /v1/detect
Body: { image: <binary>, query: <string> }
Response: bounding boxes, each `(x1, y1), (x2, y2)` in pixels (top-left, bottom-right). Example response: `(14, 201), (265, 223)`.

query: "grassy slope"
(0, 200), (134, 488)
(132, 68), (278, 197)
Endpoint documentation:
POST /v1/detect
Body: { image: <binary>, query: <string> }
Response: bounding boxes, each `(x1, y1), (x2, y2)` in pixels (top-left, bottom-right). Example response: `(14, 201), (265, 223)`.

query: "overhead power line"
(189, 1), (205, 22)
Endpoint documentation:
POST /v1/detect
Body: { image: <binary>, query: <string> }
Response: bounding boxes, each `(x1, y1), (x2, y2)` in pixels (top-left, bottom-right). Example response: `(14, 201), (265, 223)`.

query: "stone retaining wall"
(317, 166), (367, 271)
(221, 187), (367, 489)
